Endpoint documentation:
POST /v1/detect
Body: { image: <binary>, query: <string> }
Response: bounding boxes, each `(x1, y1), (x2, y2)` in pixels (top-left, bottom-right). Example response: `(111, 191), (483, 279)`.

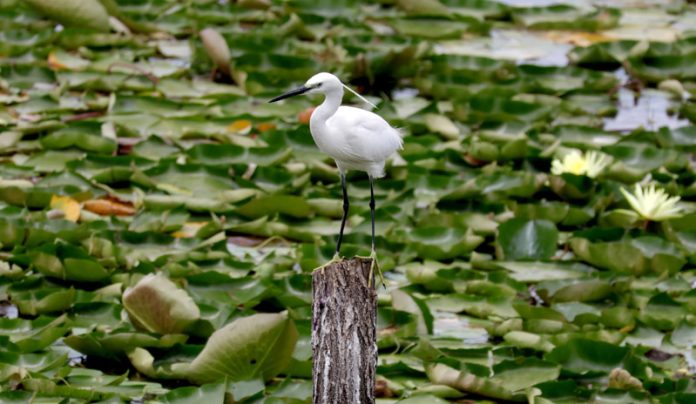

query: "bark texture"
(312, 258), (377, 404)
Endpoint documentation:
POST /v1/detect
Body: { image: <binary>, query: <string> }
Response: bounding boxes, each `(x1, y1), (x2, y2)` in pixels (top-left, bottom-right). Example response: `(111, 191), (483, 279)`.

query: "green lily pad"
(186, 312), (297, 384)
(497, 219), (558, 261)
(407, 227), (484, 260)
(545, 338), (630, 375)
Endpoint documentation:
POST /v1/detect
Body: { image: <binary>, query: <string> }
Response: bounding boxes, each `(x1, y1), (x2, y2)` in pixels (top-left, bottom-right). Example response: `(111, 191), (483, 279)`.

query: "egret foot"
(356, 250), (384, 289)
(312, 253), (343, 273)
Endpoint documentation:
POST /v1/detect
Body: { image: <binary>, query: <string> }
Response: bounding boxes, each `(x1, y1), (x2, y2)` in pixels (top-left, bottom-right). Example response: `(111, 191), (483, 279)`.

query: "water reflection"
(434, 29), (572, 67)
(432, 311), (489, 344)
(0, 303), (18, 319)
(604, 88), (689, 132)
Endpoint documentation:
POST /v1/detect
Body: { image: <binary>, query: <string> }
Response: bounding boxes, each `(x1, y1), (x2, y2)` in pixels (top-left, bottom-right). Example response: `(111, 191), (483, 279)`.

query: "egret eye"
(315, 83), (322, 88)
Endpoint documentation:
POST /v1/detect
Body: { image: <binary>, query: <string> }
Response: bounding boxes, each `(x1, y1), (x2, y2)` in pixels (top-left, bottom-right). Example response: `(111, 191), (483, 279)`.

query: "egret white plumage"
(269, 72), (403, 262)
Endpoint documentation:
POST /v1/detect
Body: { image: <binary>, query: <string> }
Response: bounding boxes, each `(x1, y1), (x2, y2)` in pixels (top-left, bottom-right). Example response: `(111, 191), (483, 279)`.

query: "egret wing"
(330, 106), (403, 163)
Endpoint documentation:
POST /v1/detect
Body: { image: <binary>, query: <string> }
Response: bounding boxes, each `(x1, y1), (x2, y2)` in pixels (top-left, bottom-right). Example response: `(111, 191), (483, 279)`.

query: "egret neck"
(309, 85), (343, 151)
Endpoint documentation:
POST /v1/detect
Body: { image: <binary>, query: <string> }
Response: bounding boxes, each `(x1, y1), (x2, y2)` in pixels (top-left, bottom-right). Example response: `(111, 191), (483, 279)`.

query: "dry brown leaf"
(227, 235), (265, 247)
(256, 122), (276, 132)
(83, 199), (136, 216)
(47, 52), (67, 70)
(298, 107), (315, 124)
(463, 153), (487, 166)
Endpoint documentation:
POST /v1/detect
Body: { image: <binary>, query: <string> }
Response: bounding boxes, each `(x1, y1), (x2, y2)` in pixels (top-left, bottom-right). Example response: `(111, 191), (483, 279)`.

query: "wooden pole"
(312, 258), (377, 404)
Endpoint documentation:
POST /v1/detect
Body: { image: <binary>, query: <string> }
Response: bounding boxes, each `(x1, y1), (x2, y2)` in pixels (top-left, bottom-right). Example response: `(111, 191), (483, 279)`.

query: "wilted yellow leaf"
(83, 199), (136, 216)
(172, 222), (207, 238)
(257, 122), (276, 132)
(50, 195), (81, 222)
(227, 119), (252, 134)
(543, 31), (611, 47)
(47, 52), (67, 70)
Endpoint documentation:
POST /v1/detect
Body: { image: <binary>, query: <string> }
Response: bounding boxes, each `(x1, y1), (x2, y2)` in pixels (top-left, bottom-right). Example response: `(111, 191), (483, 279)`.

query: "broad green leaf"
(11, 287), (76, 316)
(65, 332), (188, 359)
(671, 322), (696, 348)
(638, 293), (685, 331)
(392, 289), (433, 335)
(497, 219), (558, 260)
(493, 261), (594, 282)
(491, 358), (560, 392)
(236, 194), (313, 219)
(30, 243), (110, 282)
(162, 382), (226, 403)
(570, 238), (644, 275)
(407, 227), (484, 260)
(545, 338), (630, 375)
(186, 312), (297, 384)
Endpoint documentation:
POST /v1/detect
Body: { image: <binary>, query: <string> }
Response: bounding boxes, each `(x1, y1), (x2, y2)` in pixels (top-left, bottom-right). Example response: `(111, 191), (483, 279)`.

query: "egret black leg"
(369, 176), (376, 252)
(336, 172), (349, 254)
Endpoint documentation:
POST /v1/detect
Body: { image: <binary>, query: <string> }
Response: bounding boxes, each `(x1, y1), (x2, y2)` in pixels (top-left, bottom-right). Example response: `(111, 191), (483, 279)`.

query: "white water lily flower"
(551, 150), (611, 178)
(620, 184), (684, 222)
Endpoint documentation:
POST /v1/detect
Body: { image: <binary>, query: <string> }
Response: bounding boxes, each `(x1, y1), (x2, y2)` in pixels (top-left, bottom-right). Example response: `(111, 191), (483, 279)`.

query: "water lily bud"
(469, 140), (499, 162)
(658, 79), (686, 99)
(200, 28), (231, 76)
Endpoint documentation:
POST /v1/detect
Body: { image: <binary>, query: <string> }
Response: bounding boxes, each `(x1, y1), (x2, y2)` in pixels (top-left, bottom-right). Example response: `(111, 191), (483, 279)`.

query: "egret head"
(269, 72), (376, 108)
(268, 72), (341, 103)
(304, 72), (342, 94)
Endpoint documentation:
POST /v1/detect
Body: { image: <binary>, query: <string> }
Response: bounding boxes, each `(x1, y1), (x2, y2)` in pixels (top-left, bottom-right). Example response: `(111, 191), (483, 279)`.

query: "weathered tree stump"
(312, 258), (377, 404)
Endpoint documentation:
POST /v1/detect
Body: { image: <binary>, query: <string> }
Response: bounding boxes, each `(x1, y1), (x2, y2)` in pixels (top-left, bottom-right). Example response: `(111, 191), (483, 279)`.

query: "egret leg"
(335, 171), (349, 256)
(368, 176), (384, 288)
(369, 176), (376, 252)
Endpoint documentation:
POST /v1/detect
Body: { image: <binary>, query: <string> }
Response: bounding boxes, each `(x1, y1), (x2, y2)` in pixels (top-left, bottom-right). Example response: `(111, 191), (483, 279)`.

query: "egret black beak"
(268, 86), (310, 103)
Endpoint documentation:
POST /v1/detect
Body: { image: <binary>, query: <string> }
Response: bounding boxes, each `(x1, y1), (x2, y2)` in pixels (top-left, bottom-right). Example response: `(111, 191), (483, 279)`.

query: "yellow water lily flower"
(551, 150), (611, 178)
(620, 184), (683, 222)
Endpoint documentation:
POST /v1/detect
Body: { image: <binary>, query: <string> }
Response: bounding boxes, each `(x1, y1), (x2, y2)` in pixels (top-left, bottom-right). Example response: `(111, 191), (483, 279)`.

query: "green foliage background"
(1, 0), (696, 402)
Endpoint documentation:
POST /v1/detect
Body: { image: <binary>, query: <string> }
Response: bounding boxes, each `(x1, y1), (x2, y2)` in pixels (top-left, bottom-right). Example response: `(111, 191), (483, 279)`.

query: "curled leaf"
(426, 363), (522, 401)
(83, 199), (136, 216)
(123, 274), (200, 335)
(24, 0), (111, 31)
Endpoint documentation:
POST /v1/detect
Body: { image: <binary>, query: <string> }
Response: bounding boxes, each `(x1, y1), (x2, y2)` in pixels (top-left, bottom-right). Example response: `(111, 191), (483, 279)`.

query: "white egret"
(269, 72), (403, 263)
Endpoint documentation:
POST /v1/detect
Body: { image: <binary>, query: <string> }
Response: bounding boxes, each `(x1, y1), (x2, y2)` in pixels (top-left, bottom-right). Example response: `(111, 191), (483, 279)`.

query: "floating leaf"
(186, 312), (297, 384)
(49, 195), (80, 222)
(83, 199), (136, 216)
(407, 227), (484, 260)
(227, 119), (252, 134)
(545, 338), (629, 375)
(497, 219), (558, 261)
